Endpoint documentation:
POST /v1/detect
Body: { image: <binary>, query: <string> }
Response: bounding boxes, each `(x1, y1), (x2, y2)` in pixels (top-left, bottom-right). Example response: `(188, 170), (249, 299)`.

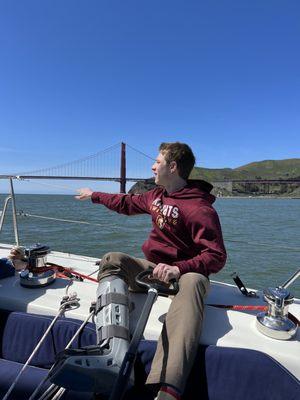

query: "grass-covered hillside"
(189, 159), (300, 181)
(129, 159), (300, 196)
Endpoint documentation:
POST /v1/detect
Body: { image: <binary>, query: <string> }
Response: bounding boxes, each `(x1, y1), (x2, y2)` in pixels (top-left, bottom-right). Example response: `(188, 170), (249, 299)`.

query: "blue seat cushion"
(136, 340), (300, 400)
(0, 358), (50, 400)
(1, 311), (299, 399)
(1, 312), (96, 368)
(0, 359), (95, 400)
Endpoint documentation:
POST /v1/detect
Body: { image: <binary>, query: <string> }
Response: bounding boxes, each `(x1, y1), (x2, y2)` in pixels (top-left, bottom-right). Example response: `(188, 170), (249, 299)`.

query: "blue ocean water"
(0, 194), (299, 297)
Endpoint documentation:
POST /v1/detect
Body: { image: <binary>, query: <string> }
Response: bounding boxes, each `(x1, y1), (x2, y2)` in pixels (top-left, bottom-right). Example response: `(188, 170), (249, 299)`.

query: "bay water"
(1, 194), (299, 297)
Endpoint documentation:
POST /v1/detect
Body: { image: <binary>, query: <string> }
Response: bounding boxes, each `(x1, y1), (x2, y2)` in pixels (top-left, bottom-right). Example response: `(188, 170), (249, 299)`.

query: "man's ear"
(169, 161), (177, 173)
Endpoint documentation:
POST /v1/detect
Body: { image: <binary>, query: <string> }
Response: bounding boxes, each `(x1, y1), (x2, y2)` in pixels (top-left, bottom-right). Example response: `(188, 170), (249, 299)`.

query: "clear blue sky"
(0, 0), (299, 193)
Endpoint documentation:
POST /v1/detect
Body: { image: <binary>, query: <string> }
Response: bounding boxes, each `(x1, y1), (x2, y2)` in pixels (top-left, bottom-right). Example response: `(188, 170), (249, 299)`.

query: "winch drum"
(19, 244), (55, 288)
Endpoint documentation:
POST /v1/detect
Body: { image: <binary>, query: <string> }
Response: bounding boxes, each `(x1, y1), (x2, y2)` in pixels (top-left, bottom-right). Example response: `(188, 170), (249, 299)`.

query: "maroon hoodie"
(91, 180), (226, 277)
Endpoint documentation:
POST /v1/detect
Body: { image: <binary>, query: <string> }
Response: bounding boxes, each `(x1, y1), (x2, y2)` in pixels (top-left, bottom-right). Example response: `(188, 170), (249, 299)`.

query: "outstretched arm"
(75, 187), (152, 216)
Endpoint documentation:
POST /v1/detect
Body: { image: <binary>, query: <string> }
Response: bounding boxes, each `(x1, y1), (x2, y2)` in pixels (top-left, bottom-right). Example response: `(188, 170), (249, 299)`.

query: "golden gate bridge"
(0, 143), (155, 193)
(0, 142), (299, 194)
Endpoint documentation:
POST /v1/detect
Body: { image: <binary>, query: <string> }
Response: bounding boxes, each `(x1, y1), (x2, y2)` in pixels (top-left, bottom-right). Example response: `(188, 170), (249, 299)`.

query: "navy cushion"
(1, 311), (299, 400)
(0, 258), (15, 279)
(0, 309), (10, 357)
(185, 345), (300, 400)
(0, 359), (93, 399)
(136, 340), (300, 400)
(2, 312), (96, 368)
(0, 358), (49, 400)
(137, 340), (157, 375)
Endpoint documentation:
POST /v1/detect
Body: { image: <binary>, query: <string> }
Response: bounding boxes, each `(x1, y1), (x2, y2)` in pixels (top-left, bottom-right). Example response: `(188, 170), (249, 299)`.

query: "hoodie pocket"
(142, 240), (178, 263)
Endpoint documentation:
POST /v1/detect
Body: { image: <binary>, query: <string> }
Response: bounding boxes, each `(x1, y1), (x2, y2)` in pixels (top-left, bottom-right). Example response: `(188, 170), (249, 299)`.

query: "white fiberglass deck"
(0, 243), (299, 380)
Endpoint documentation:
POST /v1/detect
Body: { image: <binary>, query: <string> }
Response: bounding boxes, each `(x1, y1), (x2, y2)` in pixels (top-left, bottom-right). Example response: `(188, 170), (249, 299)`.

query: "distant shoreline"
(0, 193), (299, 199)
(217, 195), (300, 199)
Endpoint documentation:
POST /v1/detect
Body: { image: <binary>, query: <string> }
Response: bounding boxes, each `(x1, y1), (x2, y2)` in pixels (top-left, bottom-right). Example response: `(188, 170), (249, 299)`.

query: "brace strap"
(95, 293), (129, 313)
(98, 325), (130, 341)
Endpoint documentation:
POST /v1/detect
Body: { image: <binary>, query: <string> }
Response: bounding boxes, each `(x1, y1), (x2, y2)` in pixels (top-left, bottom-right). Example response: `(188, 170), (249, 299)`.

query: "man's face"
(152, 152), (174, 186)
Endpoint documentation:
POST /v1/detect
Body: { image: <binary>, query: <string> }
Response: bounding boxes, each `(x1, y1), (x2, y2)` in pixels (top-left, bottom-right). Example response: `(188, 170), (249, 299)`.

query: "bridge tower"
(120, 142), (126, 193)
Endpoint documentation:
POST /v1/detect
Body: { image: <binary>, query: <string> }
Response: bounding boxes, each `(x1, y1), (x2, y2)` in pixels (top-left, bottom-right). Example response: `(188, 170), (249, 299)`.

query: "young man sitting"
(76, 142), (226, 400)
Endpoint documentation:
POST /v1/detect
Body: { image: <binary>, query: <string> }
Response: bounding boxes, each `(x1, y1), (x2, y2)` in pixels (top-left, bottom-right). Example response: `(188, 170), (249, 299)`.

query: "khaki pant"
(98, 252), (210, 393)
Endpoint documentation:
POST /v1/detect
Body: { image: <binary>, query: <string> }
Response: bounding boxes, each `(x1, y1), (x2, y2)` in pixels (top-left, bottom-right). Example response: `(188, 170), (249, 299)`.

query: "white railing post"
(9, 177), (20, 245)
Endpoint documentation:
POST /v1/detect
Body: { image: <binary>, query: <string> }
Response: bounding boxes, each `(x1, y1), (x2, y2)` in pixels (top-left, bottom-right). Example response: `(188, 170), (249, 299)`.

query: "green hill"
(189, 158), (300, 181)
(129, 159), (300, 196)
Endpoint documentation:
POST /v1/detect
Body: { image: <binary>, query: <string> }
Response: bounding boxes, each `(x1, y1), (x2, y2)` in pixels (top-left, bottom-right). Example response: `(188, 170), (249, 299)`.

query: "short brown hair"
(159, 142), (195, 180)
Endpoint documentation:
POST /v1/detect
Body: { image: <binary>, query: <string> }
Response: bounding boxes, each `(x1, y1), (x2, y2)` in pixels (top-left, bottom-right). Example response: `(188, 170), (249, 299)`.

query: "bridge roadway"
(0, 175), (143, 182)
(1, 175), (299, 184)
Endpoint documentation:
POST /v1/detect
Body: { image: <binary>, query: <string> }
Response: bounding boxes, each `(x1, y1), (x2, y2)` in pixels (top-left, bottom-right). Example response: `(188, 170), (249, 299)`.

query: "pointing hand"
(75, 188), (93, 200)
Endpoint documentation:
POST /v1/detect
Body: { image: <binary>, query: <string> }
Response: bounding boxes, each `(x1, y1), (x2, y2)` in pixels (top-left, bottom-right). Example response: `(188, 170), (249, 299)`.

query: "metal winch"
(20, 243), (55, 288)
(256, 269), (299, 340)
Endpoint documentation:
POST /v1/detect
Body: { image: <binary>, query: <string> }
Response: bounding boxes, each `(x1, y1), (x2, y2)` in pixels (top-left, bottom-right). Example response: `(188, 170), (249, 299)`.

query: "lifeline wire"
(50, 387), (66, 400)
(36, 385), (60, 400)
(16, 211), (300, 252)
(29, 310), (94, 400)
(2, 297), (80, 400)
(15, 175), (300, 252)
(17, 178), (78, 192)
(18, 211), (105, 227)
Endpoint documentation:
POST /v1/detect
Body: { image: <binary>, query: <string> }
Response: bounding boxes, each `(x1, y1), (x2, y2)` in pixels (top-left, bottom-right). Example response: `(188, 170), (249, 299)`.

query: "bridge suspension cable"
(12, 142), (154, 184)
(126, 143), (155, 161)
(0, 142), (155, 193)
(17, 143), (122, 177)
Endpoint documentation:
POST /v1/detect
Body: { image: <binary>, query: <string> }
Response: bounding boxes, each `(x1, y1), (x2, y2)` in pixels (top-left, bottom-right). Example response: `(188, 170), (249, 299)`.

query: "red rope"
(208, 304), (267, 311)
(30, 264), (98, 283)
(208, 304), (300, 326)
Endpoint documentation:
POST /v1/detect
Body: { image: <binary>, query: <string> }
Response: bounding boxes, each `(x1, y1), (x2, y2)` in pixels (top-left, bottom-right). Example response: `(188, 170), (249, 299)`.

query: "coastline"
(0, 192), (299, 199)
(217, 195), (300, 199)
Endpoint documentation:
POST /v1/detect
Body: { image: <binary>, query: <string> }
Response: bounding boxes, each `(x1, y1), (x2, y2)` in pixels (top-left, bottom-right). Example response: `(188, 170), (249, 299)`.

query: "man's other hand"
(152, 263), (180, 283)
(75, 188), (93, 200)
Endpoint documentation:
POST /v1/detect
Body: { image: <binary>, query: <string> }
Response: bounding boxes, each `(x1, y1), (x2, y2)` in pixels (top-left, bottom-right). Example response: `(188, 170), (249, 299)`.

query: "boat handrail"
(0, 178), (20, 245)
(281, 268), (300, 289)
(0, 195), (12, 231)
(0, 175), (121, 246)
